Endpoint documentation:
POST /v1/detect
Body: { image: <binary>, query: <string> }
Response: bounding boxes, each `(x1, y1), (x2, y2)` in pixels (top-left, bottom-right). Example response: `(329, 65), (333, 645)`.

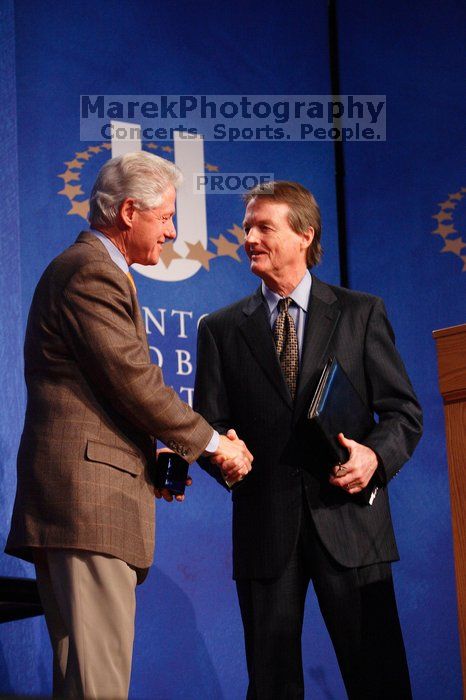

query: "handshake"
(210, 429), (253, 489)
(156, 429), (252, 502)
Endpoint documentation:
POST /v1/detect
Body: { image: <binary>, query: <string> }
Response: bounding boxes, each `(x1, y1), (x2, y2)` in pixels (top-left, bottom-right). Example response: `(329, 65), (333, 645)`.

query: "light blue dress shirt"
(91, 229), (129, 274)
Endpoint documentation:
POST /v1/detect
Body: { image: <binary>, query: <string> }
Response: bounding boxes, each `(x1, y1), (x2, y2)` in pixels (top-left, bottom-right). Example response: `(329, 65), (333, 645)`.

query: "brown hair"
(244, 181), (322, 267)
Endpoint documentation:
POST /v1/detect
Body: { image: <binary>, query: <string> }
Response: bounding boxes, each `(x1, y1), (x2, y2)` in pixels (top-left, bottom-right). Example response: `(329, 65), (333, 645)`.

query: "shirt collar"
(262, 270), (312, 314)
(90, 229), (129, 274)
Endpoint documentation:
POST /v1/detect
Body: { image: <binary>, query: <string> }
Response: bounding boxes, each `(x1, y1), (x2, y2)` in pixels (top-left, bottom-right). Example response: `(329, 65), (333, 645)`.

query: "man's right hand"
(211, 429), (253, 487)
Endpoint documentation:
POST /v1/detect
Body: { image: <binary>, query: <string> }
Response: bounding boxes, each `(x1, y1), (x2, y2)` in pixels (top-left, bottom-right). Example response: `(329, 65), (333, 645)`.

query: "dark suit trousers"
(236, 495), (412, 700)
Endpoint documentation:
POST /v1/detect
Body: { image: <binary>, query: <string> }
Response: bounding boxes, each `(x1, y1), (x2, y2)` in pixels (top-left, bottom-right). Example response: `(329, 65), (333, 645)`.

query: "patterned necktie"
(273, 297), (299, 400)
(127, 271), (137, 293)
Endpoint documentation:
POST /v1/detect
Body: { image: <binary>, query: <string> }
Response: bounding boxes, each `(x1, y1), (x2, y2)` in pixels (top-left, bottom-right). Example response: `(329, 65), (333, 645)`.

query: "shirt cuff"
(203, 430), (220, 454)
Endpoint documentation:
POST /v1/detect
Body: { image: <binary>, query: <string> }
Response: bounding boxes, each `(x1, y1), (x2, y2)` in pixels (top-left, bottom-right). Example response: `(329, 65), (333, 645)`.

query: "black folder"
(307, 356), (378, 504)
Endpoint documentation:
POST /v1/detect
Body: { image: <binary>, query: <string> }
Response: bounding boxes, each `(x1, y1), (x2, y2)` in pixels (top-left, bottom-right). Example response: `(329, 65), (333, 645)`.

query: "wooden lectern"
(433, 323), (466, 693)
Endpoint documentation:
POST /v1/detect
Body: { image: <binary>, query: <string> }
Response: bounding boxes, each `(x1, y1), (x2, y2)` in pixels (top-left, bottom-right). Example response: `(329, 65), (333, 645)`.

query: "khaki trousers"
(34, 549), (137, 699)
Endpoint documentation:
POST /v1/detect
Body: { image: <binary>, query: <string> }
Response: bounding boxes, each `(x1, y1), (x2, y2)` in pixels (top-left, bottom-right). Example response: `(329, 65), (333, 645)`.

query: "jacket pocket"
(85, 439), (142, 476)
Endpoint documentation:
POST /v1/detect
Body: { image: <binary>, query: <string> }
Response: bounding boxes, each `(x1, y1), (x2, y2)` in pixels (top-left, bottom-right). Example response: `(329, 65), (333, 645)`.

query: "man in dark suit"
(6, 151), (251, 699)
(194, 181), (422, 699)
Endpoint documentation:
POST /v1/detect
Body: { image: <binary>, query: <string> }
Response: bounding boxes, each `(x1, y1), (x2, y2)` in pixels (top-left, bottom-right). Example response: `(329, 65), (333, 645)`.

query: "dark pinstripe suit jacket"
(194, 276), (422, 580)
(6, 232), (212, 580)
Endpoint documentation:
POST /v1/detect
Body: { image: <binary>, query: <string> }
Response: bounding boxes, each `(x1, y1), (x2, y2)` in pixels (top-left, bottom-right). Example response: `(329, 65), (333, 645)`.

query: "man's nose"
(164, 222), (176, 240)
(244, 228), (258, 246)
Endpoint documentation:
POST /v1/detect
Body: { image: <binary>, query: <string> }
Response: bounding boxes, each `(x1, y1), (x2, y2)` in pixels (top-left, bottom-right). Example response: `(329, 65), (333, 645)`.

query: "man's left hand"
(329, 433), (378, 494)
(154, 476), (192, 502)
(155, 447), (192, 502)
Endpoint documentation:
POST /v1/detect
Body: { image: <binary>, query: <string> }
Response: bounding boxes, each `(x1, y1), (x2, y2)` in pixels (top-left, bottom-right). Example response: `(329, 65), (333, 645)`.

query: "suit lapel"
(239, 289), (293, 408)
(293, 276), (341, 420)
(76, 231), (150, 359)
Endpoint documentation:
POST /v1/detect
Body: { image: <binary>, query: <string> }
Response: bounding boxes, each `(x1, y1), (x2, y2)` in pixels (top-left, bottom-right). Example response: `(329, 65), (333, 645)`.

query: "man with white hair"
(6, 151), (251, 699)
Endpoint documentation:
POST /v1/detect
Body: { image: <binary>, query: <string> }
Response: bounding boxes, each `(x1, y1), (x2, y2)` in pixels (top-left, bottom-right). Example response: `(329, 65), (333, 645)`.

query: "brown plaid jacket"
(6, 232), (212, 579)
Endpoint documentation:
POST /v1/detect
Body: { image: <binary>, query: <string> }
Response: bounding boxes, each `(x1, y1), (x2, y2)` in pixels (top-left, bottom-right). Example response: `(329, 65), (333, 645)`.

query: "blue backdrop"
(337, 3), (465, 698)
(0, 0), (464, 698)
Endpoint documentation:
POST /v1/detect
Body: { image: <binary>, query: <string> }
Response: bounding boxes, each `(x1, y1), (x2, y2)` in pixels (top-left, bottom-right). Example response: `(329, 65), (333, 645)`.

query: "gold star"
(205, 163), (219, 172)
(88, 146), (102, 153)
(211, 234), (241, 261)
(64, 159), (84, 169)
(147, 143), (158, 150)
(440, 237), (466, 256)
(58, 170), (81, 183)
(448, 192), (462, 201)
(67, 199), (89, 221)
(101, 143), (112, 150)
(185, 241), (216, 270)
(432, 224), (456, 237)
(58, 184), (84, 199)
(227, 224), (244, 244)
(432, 211), (453, 223)
(75, 151), (91, 160)
(438, 200), (456, 211)
(159, 242), (182, 268)
(161, 145), (173, 153)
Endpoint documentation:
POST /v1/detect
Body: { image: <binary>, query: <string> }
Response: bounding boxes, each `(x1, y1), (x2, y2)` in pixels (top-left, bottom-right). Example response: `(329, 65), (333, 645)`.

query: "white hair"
(89, 151), (182, 228)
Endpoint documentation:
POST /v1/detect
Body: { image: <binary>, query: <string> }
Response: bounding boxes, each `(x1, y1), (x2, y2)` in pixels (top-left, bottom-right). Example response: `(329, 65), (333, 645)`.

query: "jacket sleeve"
(362, 297), (423, 482)
(60, 260), (213, 463)
(193, 317), (231, 489)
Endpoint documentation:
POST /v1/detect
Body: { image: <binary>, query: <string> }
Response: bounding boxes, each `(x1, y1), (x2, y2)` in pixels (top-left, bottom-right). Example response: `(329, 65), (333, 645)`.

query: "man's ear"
(119, 198), (136, 228)
(301, 226), (314, 251)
